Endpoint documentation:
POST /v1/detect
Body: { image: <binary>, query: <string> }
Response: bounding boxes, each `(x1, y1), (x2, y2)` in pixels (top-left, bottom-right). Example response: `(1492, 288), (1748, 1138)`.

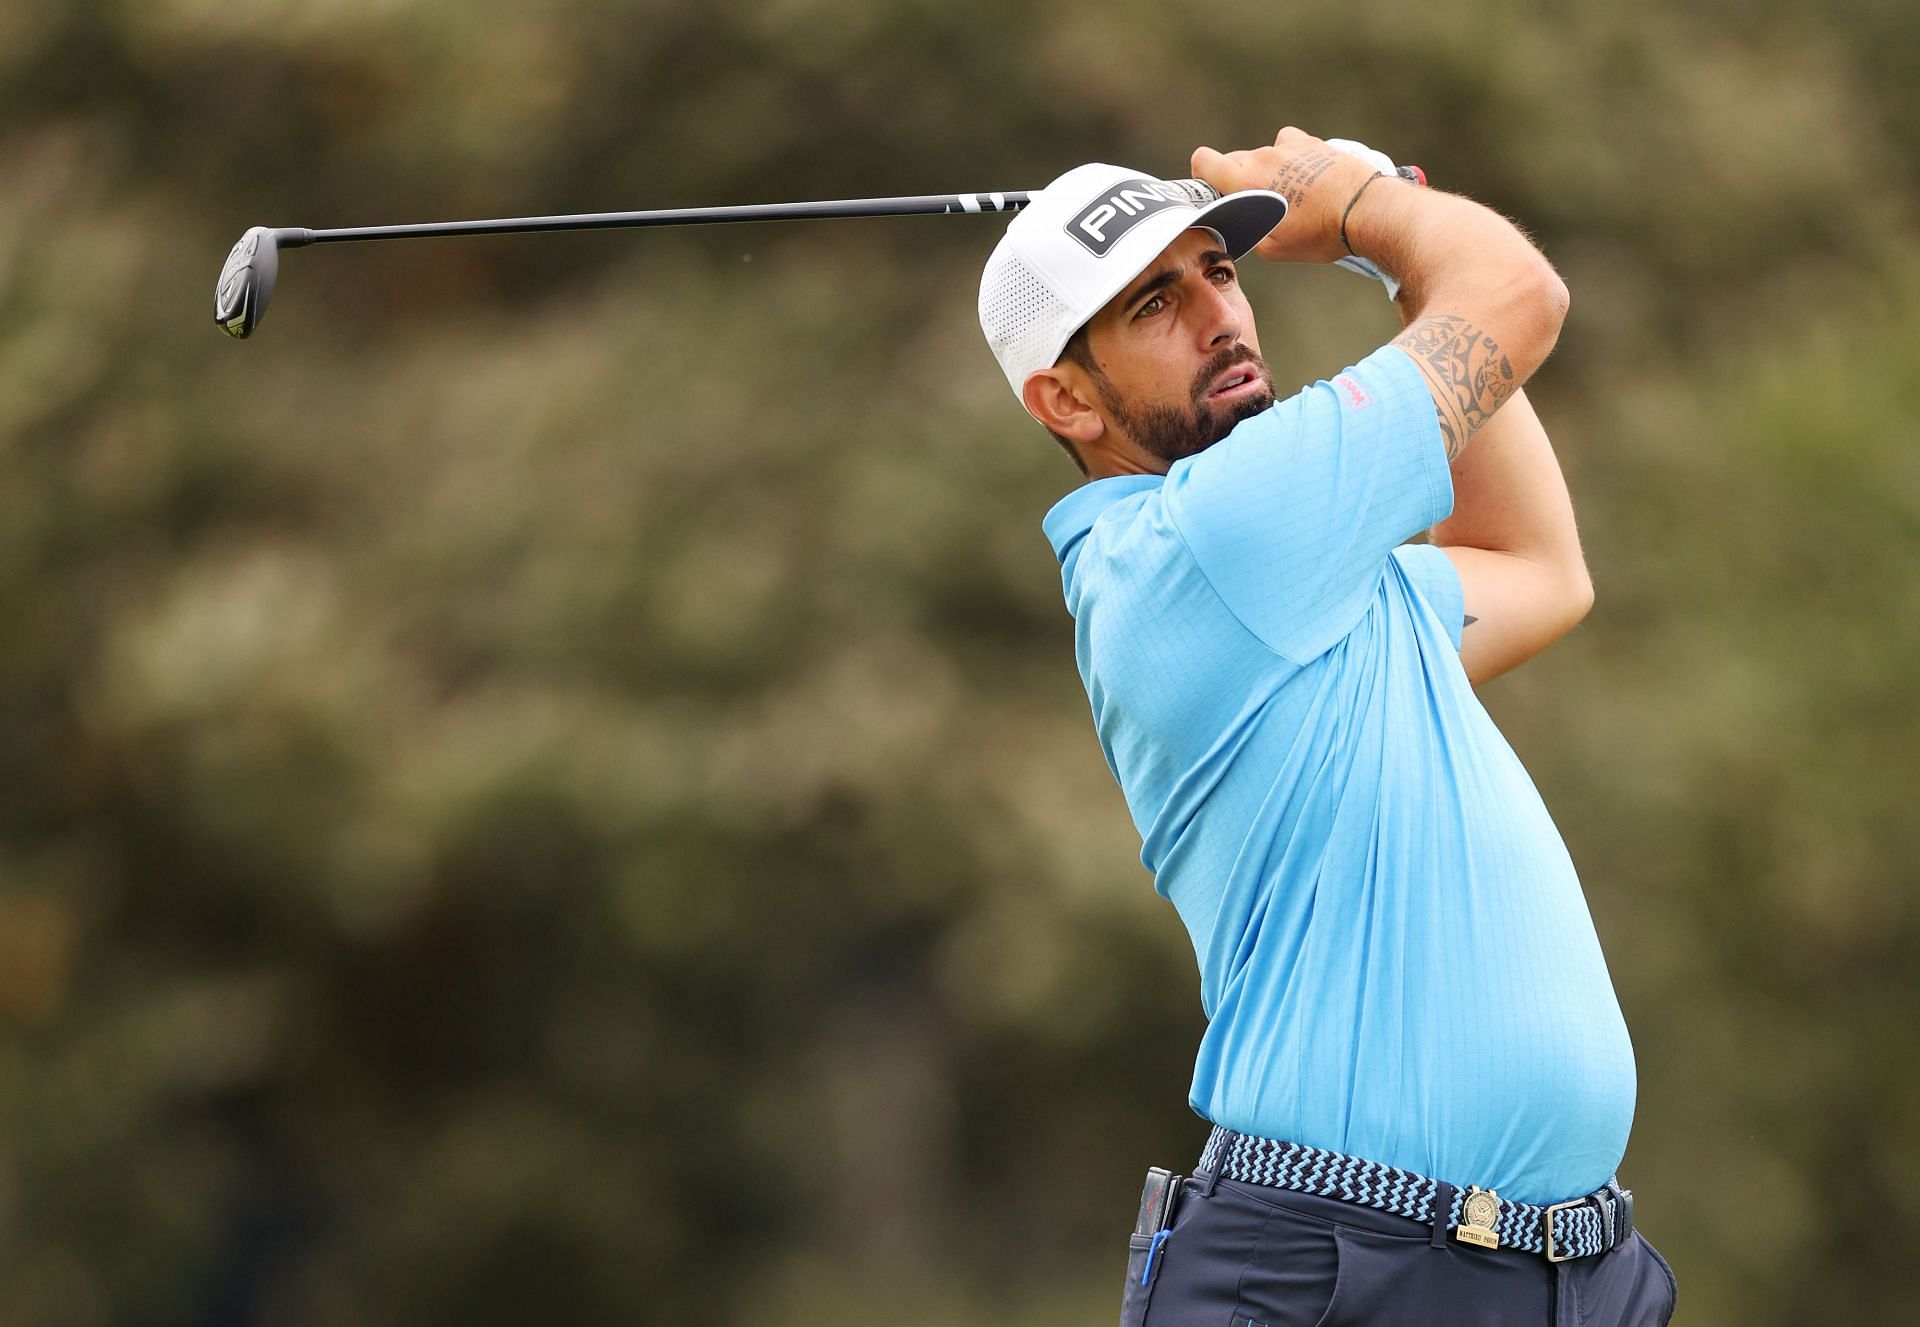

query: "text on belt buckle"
(1543, 1198), (1584, 1263)
(1456, 1187), (1500, 1249)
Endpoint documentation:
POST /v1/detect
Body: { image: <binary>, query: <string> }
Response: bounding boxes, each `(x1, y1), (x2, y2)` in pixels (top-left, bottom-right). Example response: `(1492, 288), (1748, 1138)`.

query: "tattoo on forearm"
(1463, 615), (1479, 628)
(1266, 150), (1340, 207)
(1391, 315), (1518, 460)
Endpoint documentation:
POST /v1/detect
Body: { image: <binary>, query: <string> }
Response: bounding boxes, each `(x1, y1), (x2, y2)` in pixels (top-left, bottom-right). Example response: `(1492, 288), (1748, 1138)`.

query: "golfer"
(978, 130), (1676, 1325)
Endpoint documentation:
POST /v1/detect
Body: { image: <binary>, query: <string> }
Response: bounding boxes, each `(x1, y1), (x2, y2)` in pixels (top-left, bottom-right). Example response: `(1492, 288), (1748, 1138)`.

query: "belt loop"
(1201, 1129), (1234, 1198)
(1605, 1180), (1634, 1246)
(1430, 1180), (1456, 1249)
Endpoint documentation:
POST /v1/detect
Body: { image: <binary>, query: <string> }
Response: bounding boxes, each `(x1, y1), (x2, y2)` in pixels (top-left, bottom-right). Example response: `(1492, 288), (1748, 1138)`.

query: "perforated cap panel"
(979, 242), (1076, 399)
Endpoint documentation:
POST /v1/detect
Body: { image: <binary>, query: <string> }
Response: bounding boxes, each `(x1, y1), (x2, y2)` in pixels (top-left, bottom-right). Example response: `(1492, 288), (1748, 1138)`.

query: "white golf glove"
(1324, 137), (1404, 300)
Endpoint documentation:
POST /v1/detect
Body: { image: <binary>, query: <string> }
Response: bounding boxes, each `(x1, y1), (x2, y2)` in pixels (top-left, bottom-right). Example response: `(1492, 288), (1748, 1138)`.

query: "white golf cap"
(978, 162), (1289, 406)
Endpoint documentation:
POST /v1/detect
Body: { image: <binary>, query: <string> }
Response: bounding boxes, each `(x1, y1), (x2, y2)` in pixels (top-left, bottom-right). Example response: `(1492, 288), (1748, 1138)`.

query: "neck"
(1081, 435), (1171, 481)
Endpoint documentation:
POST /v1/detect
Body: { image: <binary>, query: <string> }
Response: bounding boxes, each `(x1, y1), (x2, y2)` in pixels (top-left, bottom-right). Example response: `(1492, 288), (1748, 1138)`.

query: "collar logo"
(1063, 178), (1194, 257)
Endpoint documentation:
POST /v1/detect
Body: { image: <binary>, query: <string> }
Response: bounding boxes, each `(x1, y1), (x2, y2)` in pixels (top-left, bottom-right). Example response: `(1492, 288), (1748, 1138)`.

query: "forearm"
(1427, 388), (1589, 589)
(1384, 278), (1576, 561)
(1351, 181), (1569, 459)
(1350, 181), (1568, 365)
(1378, 199), (1590, 675)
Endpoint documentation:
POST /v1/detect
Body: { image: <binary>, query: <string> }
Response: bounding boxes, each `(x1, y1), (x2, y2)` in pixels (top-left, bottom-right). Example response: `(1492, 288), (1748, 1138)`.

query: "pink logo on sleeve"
(1332, 373), (1374, 411)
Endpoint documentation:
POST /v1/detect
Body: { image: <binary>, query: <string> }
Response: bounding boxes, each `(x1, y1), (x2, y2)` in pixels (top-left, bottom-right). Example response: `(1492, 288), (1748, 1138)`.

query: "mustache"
(1191, 344), (1273, 401)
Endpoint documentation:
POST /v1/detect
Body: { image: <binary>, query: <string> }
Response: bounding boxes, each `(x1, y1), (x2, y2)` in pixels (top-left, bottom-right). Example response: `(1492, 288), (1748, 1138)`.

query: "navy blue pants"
(1126, 1176), (1677, 1326)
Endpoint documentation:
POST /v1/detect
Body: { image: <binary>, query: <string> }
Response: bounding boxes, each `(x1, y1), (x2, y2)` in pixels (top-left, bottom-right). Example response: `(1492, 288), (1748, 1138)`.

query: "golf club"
(213, 190), (1044, 340)
(214, 168), (1426, 339)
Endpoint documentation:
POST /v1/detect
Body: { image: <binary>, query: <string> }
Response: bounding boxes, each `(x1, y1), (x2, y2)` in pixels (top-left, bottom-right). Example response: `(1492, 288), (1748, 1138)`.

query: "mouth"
(1205, 362), (1266, 403)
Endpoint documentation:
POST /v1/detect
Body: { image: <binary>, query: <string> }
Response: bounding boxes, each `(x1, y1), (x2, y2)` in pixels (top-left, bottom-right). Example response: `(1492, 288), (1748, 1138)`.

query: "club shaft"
(278, 192), (1033, 247)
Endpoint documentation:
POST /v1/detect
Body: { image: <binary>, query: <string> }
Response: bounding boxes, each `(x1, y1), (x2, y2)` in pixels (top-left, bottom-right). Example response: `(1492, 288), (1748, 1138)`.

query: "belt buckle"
(1543, 1198), (1585, 1263)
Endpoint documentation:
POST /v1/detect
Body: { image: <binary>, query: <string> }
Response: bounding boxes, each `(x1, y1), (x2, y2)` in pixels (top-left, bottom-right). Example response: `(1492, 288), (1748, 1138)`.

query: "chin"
(1213, 388), (1275, 436)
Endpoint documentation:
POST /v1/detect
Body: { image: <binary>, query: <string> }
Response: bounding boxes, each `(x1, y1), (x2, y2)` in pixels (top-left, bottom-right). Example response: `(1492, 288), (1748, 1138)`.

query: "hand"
(1190, 127), (1377, 264)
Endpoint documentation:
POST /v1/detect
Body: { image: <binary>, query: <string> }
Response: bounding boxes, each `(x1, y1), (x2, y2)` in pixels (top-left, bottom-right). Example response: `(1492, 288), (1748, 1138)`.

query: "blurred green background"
(3, 1), (1916, 1322)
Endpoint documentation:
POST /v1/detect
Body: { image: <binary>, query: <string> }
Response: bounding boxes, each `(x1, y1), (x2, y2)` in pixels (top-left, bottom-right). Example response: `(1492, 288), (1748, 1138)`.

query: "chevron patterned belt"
(1198, 1127), (1635, 1262)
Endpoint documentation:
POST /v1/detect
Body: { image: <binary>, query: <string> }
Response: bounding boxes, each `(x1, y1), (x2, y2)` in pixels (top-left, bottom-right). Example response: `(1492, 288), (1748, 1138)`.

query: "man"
(977, 131), (1676, 1326)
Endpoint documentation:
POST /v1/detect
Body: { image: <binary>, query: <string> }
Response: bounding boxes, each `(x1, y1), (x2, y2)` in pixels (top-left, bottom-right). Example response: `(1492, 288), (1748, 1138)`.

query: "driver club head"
(214, 226), (279, 338)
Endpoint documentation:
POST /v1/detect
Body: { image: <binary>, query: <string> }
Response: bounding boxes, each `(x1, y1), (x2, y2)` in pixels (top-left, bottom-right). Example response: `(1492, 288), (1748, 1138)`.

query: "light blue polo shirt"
(1043, 345), (1634, 1204)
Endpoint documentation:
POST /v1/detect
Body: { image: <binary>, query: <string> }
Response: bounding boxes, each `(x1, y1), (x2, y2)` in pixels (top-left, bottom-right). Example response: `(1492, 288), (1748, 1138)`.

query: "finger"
(1192, 145), (1247, 195)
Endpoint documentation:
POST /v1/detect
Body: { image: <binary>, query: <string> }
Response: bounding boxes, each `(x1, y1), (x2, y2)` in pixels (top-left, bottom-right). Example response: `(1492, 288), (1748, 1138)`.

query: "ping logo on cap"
(1064, 178), (1195, 257)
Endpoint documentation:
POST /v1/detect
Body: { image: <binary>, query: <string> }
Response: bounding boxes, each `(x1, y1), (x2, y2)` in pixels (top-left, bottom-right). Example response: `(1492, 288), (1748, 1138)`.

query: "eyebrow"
(1120, 248), (1234, 312)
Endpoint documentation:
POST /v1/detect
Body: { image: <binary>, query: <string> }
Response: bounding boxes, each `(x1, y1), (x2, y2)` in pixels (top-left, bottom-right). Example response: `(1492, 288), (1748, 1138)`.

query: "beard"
(1098, 344), (1276, 466)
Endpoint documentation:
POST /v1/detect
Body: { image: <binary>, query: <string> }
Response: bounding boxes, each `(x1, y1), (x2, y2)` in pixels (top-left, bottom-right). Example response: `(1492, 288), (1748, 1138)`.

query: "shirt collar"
(1041, 474), (1165, 564)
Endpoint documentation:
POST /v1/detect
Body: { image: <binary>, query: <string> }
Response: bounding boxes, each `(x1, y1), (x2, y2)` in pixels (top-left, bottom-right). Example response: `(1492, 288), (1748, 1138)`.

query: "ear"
(1022, 367), (1106, 444)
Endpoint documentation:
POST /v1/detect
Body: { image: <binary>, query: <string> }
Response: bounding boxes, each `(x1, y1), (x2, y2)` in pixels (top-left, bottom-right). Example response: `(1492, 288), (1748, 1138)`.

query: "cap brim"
(1191, 188), (1290, 260)
(1022, 189), (1290, 405)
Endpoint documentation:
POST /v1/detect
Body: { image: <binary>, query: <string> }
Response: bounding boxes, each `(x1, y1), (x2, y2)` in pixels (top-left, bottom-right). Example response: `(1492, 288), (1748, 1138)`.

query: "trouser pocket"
(1638, 1233), (1679, 1326)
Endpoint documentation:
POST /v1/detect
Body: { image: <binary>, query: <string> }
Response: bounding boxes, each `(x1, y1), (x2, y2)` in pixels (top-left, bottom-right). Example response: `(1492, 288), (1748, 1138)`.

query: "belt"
(1198, 1127), (1635, 1262)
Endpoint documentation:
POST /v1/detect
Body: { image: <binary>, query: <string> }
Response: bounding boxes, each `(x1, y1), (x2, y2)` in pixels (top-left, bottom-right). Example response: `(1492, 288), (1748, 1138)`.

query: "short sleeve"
(1390, 543), (1466, 651)
(1161, 344), (1453, 663)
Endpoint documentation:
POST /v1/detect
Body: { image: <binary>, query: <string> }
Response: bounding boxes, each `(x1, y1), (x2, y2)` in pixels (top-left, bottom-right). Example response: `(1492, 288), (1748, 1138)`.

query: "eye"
(1208, 264), (1237, 286)
(1133, 293), (1166, 320)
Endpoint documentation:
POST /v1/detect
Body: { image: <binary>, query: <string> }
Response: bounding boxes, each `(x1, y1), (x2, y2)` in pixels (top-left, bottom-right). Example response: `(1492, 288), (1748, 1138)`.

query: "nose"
(1193, 275), (1241, 351)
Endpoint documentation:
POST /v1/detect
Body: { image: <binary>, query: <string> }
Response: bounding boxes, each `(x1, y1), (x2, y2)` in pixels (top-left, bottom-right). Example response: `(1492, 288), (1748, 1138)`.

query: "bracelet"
(1339, 171), (1389, 255)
